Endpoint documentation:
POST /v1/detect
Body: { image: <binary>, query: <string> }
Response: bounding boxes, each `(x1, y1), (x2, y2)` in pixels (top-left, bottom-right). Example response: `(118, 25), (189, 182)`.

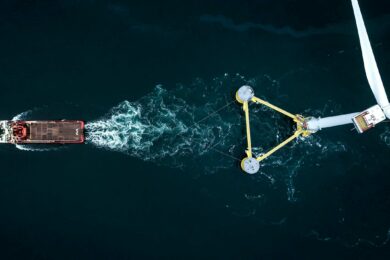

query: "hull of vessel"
(0, 120), (85, 144)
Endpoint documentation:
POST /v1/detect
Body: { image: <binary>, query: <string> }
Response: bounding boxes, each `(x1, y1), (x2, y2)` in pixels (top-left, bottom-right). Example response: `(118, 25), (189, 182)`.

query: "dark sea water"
(1, 0), (390, 259)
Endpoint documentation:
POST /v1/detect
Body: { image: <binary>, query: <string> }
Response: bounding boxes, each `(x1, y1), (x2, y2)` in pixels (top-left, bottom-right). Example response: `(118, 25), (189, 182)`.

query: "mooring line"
(173, 100), (235, 138)
(191, 139), (241, 161)
(191, 100), (235, 127)
(208, 146), (241, 161)
(170, 99), (240, 161)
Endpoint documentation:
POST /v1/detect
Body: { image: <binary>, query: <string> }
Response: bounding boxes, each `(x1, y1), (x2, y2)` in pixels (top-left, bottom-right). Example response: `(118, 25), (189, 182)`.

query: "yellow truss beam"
(256, 129), (302, 162)
(251, 97), (296, 120)
(243, 101), (253, 158)
(237, 94), (311, 167)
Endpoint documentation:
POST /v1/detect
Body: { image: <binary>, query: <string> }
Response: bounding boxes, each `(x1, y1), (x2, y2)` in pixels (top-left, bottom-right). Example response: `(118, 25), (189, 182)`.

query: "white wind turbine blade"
(351, 0), (390, 118)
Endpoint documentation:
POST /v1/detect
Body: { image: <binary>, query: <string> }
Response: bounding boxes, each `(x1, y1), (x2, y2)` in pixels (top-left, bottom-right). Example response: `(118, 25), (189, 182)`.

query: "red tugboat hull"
(0, 120), (85, 144)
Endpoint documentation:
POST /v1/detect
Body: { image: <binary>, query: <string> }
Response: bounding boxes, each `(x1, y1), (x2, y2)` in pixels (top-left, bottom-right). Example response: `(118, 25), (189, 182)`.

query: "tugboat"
(0, 120), (84, 144)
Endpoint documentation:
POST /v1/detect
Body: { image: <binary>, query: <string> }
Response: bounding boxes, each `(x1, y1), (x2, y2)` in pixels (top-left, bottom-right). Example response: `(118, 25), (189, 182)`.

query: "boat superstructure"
(0, 120), (85, 144)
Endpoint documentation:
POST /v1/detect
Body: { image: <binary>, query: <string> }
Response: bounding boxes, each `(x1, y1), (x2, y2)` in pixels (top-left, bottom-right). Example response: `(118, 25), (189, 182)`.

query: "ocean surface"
(1, 0), (390, 258)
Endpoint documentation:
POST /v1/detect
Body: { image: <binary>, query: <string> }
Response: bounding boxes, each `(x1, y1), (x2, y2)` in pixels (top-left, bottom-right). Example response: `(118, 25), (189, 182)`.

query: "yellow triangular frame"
(236, 91), (311, 169)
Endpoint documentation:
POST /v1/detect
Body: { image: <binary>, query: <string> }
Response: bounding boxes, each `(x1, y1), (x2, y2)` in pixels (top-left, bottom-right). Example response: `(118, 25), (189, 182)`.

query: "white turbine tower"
(307, 0), (390, 133)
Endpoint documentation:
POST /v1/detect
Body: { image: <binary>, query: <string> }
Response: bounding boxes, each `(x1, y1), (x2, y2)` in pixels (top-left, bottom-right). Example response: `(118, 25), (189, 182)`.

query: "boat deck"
(26, 121), (84, 143)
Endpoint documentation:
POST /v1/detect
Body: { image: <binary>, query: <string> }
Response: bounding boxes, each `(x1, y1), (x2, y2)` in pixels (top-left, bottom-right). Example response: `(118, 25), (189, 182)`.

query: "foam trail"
(12, 110), (33, 121)
(15, 144), (60, 152)
(86, 84), (242, 171)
